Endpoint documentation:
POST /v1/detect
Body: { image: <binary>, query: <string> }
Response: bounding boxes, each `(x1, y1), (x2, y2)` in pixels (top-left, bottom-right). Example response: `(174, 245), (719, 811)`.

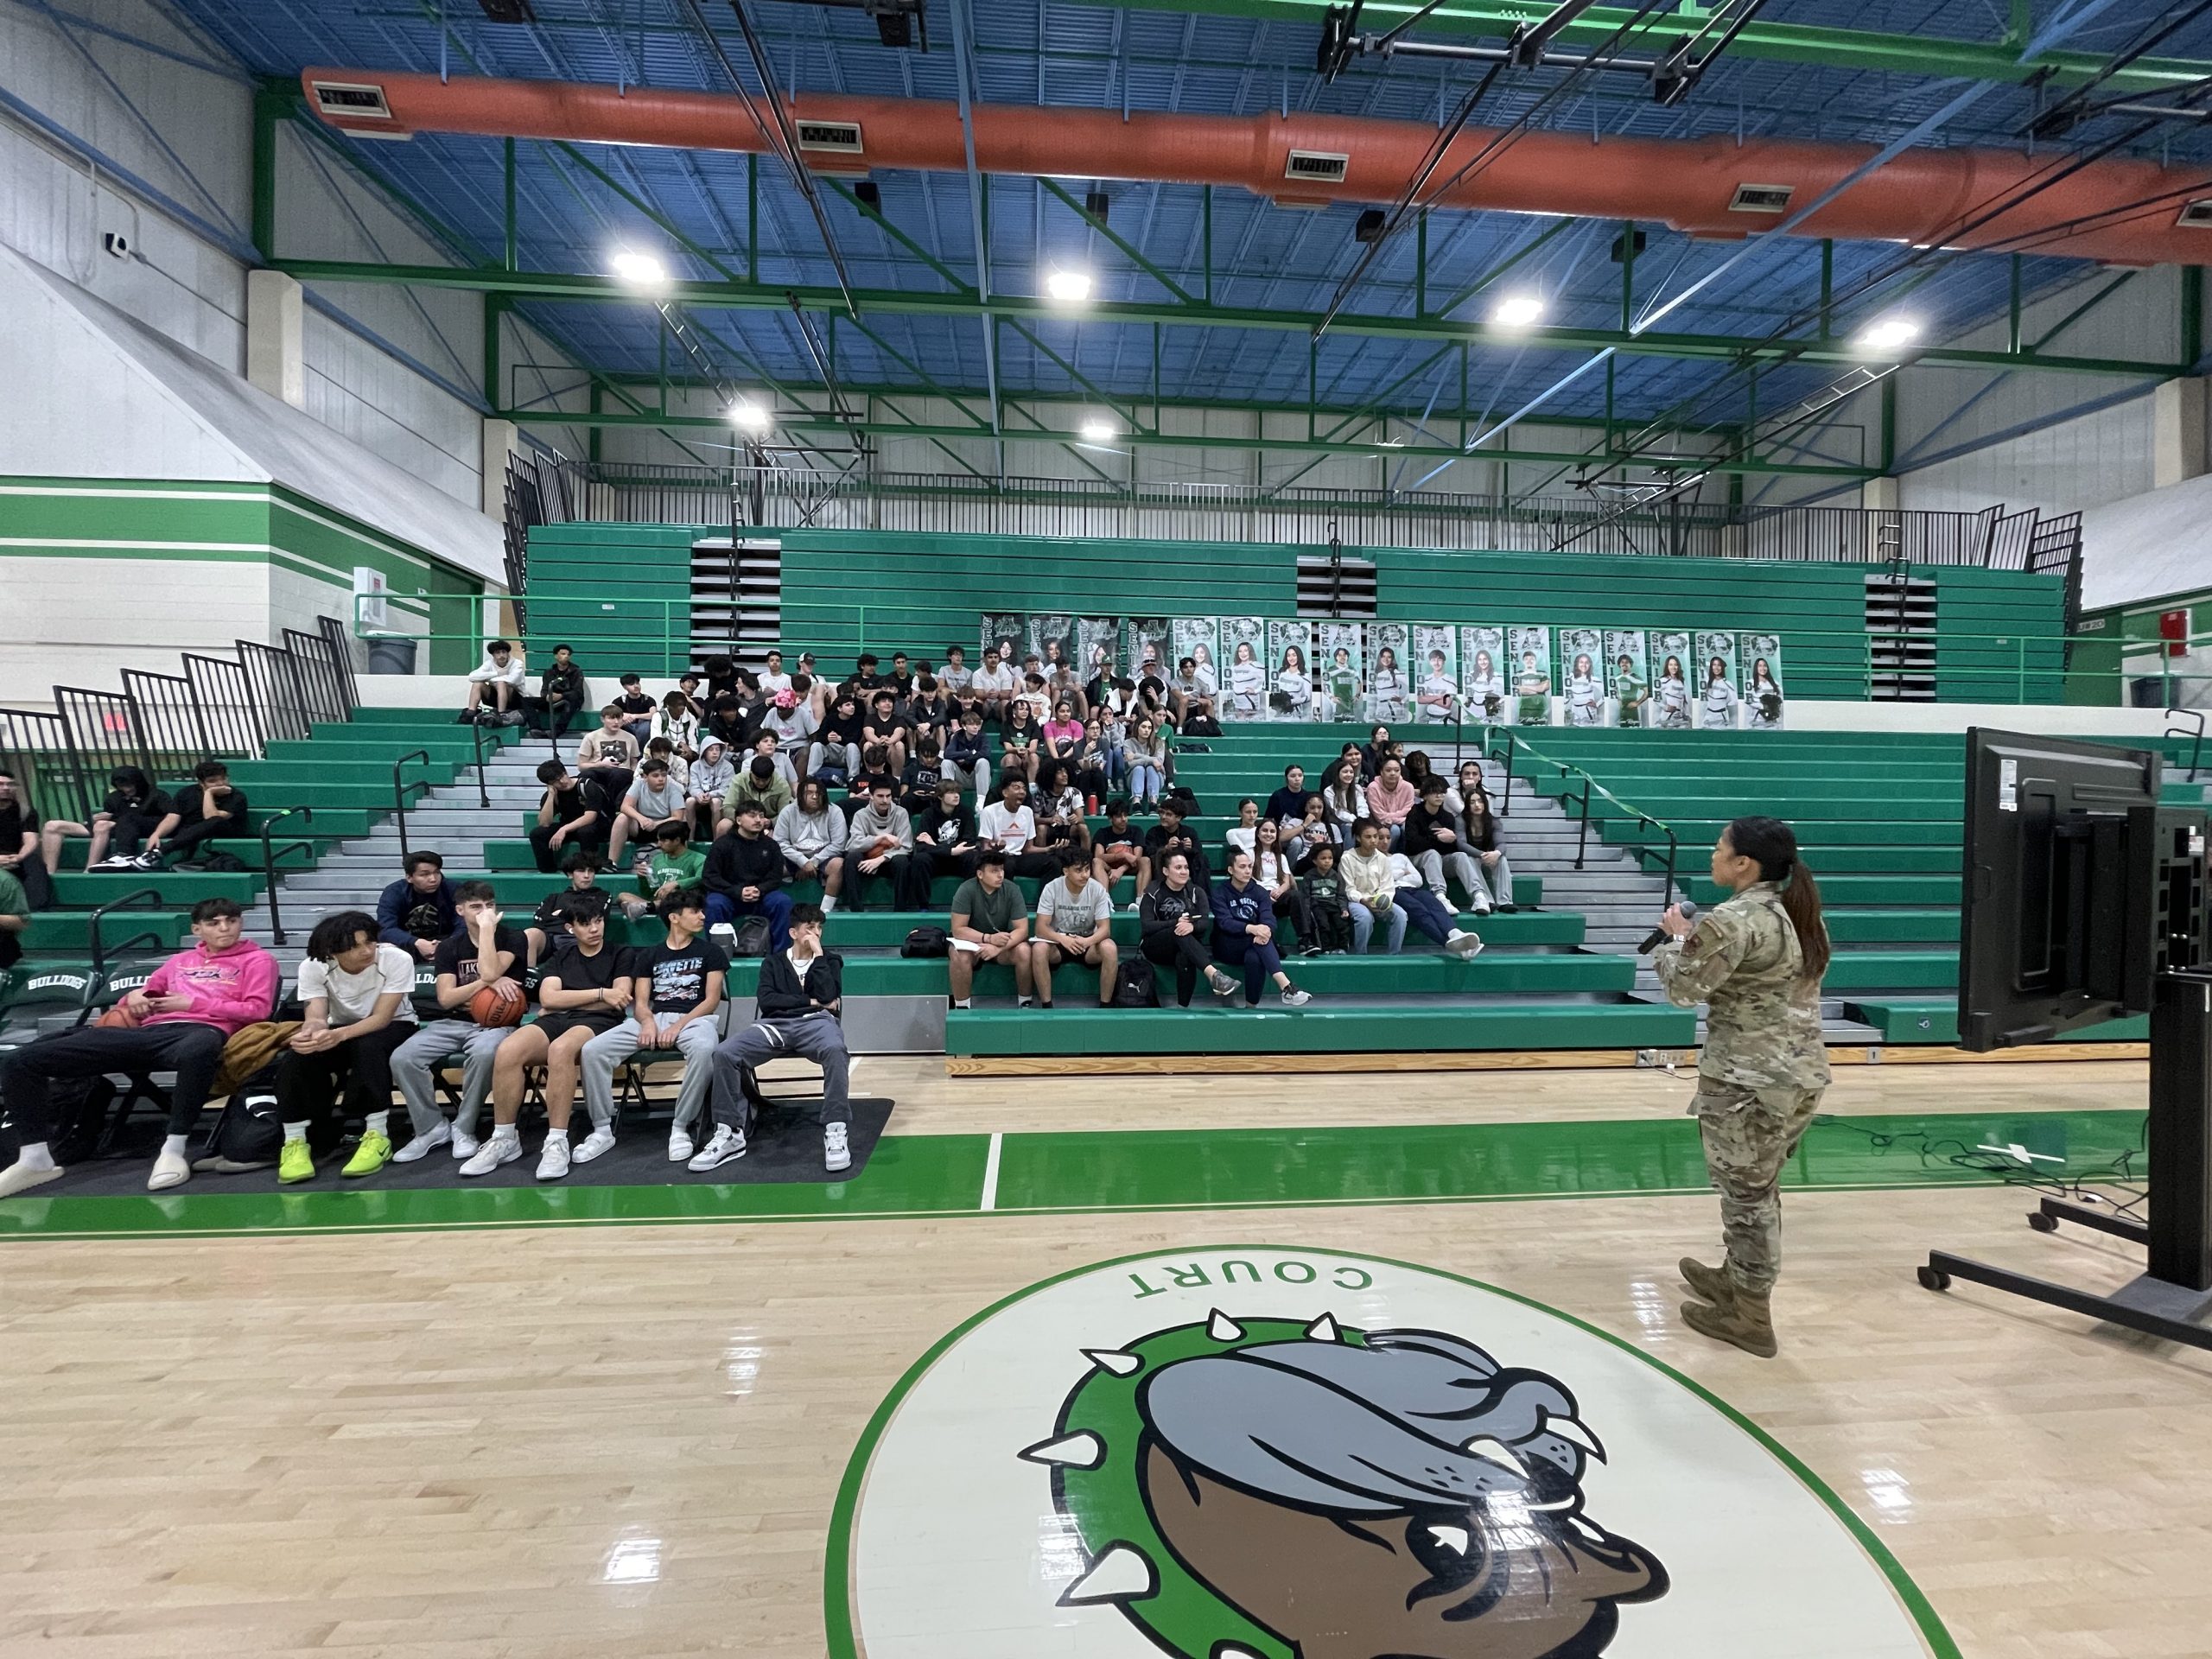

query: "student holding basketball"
(391, 882), (528, 1164)
(464, 890), (633, 1182)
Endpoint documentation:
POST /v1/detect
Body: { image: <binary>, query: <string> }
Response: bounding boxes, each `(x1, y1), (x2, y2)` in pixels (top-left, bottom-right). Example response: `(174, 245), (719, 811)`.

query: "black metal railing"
(0, 706), (97, 826)
(120, 668), (213, 764)
(182, 652), (265, 758)
(283, 626), (351, 728)
(316, 614), (362, 717)
(258, 805), (317, 947)
(1483, 727), (1683, 899)
(238, 639), (313, 744)
(86, 887), (166, 976)
(53, 686), (149, 787)
(469, 716), (492, 808)
(391, 750), (434, 861)
(2169, 708), (2206, 784)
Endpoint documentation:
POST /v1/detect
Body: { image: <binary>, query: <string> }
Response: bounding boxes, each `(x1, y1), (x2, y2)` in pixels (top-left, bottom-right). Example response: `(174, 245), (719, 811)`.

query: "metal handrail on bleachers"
(2167, 708), (2206, 783)
(258, 805), (317, 947)
(86, 889), (166, 976)
(1484, 728), (1685, 905)
(391, 751), (435, 862)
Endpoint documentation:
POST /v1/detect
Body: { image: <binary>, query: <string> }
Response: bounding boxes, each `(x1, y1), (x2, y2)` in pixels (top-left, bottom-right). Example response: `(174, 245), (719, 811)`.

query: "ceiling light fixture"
(1079, 418), (1116, 442)
(1491, 293), (1546, 328)
(1046, 268), (1094, 304)
(727, 399), (772, 432)
(611, 249), (669, 289)
(1856, 315), (1923, 354)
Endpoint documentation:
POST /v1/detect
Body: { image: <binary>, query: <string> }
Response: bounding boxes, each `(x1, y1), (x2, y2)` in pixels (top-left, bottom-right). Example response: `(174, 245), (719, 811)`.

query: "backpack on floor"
(727, 916), (772, 957)
(203, 1088), (284, 1170)
(900, 925), (950, 958)
(1111, 958), (1157, 1008)
(0, 1072), (114, 1165)
(1164, 784), (1203, 816)
(1181, 715), (1222, 738)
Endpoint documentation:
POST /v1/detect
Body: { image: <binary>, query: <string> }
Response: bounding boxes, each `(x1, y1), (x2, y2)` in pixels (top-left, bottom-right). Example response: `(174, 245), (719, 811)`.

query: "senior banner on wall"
(1220, 617), (1268, 721)
(1073, 617), (1120, 683)
(1172, 618), (1220, 701)
(1557, 627), (1605, 727)
(1739, 632), (1785, 728)
(1695, 629), (1741, 728)
(1367, 623), (1411, 724)
(1508, 626), (1552, 726)
(1123, 617), (1173, 683)
(1316, 623), (1364, 721)
(1459, 626), (1507, 726)
(1605, 629), (1651, 728)
(1024, 613), (1074, 676)
(1266, 620), (1315, 720)
(981, 613), (1024, 667)
(1651, 631), (1694, 728)
(1411, 623), (1458, 724)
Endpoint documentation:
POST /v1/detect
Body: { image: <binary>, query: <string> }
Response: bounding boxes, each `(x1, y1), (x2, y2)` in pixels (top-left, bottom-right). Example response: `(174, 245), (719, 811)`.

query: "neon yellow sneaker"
(277, 1140), (315, 1184)
(341, 1131), (392, 1179)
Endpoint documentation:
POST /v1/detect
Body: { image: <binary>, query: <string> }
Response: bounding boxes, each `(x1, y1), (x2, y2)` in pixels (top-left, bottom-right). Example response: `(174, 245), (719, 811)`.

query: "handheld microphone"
(1638, 900), (1696, 954)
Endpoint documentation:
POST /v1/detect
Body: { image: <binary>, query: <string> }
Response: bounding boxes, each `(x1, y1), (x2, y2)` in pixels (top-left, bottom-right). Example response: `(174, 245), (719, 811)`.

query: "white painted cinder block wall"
(0, 552), (270, 689)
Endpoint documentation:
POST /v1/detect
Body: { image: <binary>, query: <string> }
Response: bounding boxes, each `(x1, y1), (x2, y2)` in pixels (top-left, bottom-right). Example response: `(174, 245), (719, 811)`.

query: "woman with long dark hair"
(1652, 815), (1831, 1358)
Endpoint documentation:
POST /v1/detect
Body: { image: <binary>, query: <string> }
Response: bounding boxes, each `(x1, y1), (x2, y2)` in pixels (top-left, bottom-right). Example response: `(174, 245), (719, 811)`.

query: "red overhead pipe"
(302, 67), (2212, 267)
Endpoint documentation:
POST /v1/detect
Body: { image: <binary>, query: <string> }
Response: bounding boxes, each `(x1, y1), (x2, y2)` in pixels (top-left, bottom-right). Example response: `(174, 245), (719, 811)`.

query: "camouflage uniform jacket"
(1652, 880), (1831, 1090)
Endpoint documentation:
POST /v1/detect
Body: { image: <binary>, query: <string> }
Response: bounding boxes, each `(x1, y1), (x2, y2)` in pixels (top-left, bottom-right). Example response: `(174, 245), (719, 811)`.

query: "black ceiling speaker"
(1354, 208), (1387, 245)
(476, 0), (535, 21)
(854, 180), (882, 212)
(1085, 188), (1110, 222)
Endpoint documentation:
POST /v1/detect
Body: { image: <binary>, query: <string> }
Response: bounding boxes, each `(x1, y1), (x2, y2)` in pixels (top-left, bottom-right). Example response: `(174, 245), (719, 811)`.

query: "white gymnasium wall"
(0, 0), (583, 503)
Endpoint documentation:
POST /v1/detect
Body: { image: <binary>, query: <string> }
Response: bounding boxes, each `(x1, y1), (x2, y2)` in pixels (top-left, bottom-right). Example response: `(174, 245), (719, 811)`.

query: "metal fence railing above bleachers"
(0, 616), (358, 826)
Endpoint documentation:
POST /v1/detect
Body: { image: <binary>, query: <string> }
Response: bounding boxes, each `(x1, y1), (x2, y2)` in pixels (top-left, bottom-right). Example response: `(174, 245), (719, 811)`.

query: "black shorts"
(1039, 938), (1109, 969)
(531, 1013), (622, 1044)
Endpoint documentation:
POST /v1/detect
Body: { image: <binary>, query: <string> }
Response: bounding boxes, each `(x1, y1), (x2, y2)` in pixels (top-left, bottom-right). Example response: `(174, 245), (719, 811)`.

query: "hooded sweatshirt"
(141, 938), (280, 1035)
(690, 741), (736, 804)
(845, 800), (913, 854)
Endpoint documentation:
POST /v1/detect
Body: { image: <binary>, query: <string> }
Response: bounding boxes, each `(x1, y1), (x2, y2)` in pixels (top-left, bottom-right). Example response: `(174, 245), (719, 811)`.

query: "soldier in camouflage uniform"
(1653, 816), (1831, 1357)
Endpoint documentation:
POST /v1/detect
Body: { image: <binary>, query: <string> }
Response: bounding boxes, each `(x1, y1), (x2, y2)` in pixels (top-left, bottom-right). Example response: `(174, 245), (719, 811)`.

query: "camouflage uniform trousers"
(1695, 1077), (1824, 1295)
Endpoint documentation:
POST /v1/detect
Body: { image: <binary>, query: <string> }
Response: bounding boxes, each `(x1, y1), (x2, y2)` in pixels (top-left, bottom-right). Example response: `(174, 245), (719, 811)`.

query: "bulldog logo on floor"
(835, 1249), (1955, 1659)
(1023, 1311), (1668, 1659)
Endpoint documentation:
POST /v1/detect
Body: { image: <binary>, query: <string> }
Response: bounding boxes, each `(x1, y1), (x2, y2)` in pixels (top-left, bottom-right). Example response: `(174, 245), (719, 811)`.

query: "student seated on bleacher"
(39, 765), (169, 874)
(0, 772), (39, 908)
(616, 756), (689, 874)
(1139, 850), (1240, 1008)
(947, 850), (1033, 1010)
(844, 779), (919, 911)
(528, 849), (602, 963)
(271, 910), (419, 1184)
(378, 850), (457, 963)
(703, 803), (794, 950)
(1225, 798), (1261, 862)
(464, 889), (632, 1183)
(938, 644), (972, 699)
(757, 647), (791, 699)
(687, 738), (735, 842)
(1363, 757), (1416, 853)
(580, 888), (727, 1166)
(1297, 844), (1353, 953)
(614, 673), (657, 747)
(134, 759), (249, 870)
(0, 897), (276, 1198)
(1390, 830), (1484, 958)
(1141, 799), (1209, 895)
(808, 690), (865, 784)
(998, 702), (1043, 788)
(1264, 765), (1311, 829)
(1125, 716), (1169, 811)
(578, 704), (640, 804)
(1404, 775), (1491, 917)
(696, 902), (852, 1175)
(1456, 775), (1517, 915)
(1287, 794), (1342, 872)
(969, 645), (1019, 725)
(979, 776), (1058, 881)
(1251, 819), (1319, 954)
(528, 642), (588, 739)
(862, 690), (911, 776)
(773, 777), (847, 913)
(1213, 849), (1313, 1008)
(725, 752), (794, 830)
(462, 639), (526, 725)
(1091, 798), (1143, 893)
(1340, 819), (1407, 956)
(0, 861), (25, 969)
(391, 882), (525, 1163)
(912, 777), (979, 895)
(1028, 848), (1119, 1010)
(637, 822), (705, 920)
(1032, 762), (1091, 866)
(944, 709), (993, 800)
(530, 758), (614, 874)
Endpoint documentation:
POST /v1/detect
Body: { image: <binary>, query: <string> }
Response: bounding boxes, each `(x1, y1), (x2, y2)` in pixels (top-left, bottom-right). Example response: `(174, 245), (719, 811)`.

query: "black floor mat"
(33, 1097), (896, 1196)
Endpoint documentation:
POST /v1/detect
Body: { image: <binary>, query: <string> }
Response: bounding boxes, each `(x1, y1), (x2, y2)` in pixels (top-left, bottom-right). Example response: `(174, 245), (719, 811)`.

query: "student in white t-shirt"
(970, 646), (1020, 723)
(1027, 847), (1119, 1007)
(758, 647), (793, 700)
(979, 775), (1056, 880)
(272, 909), (421, 1185)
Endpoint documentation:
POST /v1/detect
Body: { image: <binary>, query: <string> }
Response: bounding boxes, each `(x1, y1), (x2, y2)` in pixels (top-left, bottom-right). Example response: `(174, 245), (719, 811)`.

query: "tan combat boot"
(1678, 1256), (1735, 1308)
(1681, 1288), (1777, 1358)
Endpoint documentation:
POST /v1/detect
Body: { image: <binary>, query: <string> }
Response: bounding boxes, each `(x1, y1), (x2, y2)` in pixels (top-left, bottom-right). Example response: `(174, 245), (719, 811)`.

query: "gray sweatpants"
(711, 1014), (851, 1131)
(391, 1021), (512, 1137)
(580, 1015), (720, 1131)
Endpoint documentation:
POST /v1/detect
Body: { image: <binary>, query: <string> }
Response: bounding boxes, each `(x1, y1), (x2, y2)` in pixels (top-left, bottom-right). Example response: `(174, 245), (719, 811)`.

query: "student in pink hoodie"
(0, 896), (277, 1198)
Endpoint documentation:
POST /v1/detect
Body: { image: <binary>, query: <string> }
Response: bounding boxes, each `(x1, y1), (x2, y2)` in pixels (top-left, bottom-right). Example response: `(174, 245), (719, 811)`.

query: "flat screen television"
(1958, 728), (2162, 1052)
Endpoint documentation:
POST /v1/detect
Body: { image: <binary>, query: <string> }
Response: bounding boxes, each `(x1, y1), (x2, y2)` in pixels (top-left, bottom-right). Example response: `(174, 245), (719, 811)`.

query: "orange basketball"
(469, 982), (527, 1027)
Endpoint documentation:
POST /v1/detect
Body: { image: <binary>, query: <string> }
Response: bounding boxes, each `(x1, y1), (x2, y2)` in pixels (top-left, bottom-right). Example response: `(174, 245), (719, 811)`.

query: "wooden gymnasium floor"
(2, 1057), (2209, 1659)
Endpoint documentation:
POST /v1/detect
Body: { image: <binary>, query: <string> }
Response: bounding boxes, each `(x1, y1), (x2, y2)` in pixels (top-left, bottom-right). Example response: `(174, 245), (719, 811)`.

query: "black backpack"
(901, 925), (950, 958)
(0, 1072), (113, 1164)
(727, 916), (772, 957)
(206, 1089), (284, 1168)
(1111, 958), (1157, 1007)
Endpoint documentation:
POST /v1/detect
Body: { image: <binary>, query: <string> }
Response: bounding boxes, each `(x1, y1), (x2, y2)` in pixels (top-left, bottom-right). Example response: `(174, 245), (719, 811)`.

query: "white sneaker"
(130, 851), (161, 869)
(92, 855), (136, 870)
(1280, 987), (1312, 1007)
(393, 1122), (451, 1163)
(688, 1125), (748, 1172)
(1210, 971), (1240, 1002)
(0, 1161), (66, 1199)
(668, 1128), (696, 1163)
(148, 1147), (191, 1191)
(573, 1126), (617, 1164)
(1445, 929), (1485, 958)
(459, 1135), (521, 1177)
(449, 1128), (481, 1160)
(824, 1122), (852, 1173)
(536, 1137), (572, 1181)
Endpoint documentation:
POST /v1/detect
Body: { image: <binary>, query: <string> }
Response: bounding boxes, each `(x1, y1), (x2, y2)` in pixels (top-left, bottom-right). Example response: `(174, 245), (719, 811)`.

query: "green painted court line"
(0, 1112), (2143, 1241)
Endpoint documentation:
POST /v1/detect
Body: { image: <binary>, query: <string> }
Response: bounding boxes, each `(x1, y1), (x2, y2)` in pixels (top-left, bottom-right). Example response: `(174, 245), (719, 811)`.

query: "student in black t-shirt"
(135, 759), (248, 869)
(615, 672), (657, 746)
(0, 770), (38, 890)
(579, 887), (728, 1165)
(39, 765), (171, 873)
(465, 891), (632, 1183)
(526, 847), (604, 963)
(530, 759), (614, 874)
(1091, 798), (1145, 896)
(390, 880), (528, 1162)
